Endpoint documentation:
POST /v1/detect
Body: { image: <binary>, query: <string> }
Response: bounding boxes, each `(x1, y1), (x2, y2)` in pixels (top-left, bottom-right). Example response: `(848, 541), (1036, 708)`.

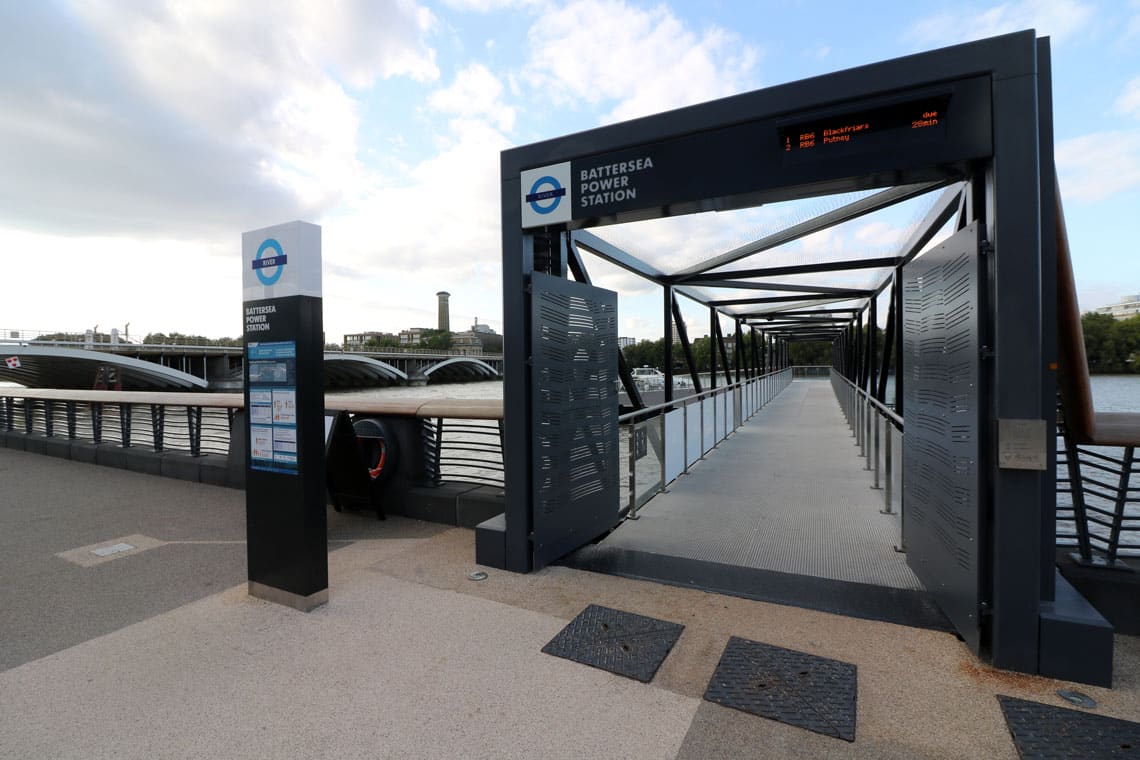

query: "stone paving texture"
(2, 436), (1139, 758)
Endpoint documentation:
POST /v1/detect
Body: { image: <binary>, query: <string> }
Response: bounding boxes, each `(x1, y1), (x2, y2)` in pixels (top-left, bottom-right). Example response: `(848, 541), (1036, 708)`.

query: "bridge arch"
(420, 357), (500, 384)
(322, 353), (408, 388)
(0, 346), (208, 390)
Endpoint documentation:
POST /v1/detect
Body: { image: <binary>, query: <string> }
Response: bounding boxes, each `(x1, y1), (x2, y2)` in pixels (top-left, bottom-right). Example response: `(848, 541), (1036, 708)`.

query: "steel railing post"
(882, 424), (894, 514)
(628, 424), (639, 519)
(864, 396), (872, 471)
(682, 403), (689, 475)
(872, 413), (881, 487)
(1106, 445), (1135, 566)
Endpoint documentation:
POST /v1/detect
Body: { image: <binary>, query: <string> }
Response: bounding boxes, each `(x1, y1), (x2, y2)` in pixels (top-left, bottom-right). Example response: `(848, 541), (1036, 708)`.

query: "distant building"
(436, 291), (451, 332)
(618, 336), (636, 349)
(399, 328), (429, 346)
(343, 331), (397, 349)
(1095, 294), (1140, 320)
(452, 320), (502, 355)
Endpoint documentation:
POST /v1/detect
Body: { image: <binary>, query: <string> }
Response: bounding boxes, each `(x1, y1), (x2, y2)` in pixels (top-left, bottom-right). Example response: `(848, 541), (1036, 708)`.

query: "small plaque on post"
(997, 419), (1048, 471)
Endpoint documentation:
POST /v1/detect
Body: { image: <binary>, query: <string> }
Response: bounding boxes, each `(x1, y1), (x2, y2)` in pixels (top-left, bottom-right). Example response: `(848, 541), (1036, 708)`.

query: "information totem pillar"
(241, 221), (327, 611)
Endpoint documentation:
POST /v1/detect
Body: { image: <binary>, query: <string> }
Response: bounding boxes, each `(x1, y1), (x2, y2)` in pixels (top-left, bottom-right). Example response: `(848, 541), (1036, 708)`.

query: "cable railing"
(830, 368), (904, 521)
(618, 367), (793, 517)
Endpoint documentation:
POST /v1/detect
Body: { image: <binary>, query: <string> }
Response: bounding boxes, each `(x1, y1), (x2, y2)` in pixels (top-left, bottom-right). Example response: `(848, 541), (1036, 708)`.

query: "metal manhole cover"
(998, 695), (1139, 759)
(541, 604), (684, 683)
(703, 636), (857, 742)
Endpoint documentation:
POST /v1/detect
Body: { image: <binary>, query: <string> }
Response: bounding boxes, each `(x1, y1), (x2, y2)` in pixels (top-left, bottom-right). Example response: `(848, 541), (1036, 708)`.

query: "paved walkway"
(605, 378), (918, 589)
(1, 447), (1138, 759)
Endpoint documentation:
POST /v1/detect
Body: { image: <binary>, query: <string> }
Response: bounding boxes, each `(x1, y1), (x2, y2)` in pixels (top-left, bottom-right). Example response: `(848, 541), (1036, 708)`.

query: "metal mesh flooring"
(603, 379), (923, 590)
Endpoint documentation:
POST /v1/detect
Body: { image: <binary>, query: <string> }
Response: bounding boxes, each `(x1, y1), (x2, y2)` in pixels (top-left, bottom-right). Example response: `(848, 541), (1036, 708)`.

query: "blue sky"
(1, 0), (1138, 343)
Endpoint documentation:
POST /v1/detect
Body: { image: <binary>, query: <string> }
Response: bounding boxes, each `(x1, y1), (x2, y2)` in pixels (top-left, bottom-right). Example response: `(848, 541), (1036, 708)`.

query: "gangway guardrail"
(830, 368), (904, 525)
(618, 367), (793, 517)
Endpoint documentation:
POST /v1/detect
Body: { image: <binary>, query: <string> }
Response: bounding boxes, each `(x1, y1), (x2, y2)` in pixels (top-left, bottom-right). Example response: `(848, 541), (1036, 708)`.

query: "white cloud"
(521, 0), (760, 123)
(0, 228), (238, 339)
(0, 2), (438, 240)
(908, 0), (1094, 46)
(1117, 76), (1140, 118)
(429, 64), (515, 131)
(440, 0), (537, 10)
(1056, 130), (1140, 201)
(1127, 0), (1140, 40)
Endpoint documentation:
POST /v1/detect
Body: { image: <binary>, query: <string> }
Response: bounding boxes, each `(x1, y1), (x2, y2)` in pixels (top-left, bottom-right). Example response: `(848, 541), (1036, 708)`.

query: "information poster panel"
(247, 340), (298, 474)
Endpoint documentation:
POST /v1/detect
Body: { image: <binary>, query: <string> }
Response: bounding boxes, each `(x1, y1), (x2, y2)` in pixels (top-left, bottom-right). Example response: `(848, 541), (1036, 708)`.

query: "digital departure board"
(779, 95), (951, 163)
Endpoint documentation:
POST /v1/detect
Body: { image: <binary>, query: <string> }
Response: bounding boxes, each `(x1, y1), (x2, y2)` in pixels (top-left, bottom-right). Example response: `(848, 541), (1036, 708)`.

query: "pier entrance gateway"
(489, 31), (1113, 682)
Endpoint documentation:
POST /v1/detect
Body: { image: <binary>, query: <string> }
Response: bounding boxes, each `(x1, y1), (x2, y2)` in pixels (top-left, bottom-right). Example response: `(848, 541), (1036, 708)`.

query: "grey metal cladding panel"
(530, 272), (620, 568)
(902, 222), (984, 653)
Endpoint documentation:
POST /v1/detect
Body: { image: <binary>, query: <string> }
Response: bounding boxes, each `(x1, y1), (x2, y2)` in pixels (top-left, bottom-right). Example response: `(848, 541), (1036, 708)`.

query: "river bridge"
(0, 336), (502, 390)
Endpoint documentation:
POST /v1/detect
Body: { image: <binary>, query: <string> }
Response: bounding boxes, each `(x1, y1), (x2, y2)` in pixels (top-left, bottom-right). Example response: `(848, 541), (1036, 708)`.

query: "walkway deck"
(608, 379), (917, 588)
(564, 379), (942, 628)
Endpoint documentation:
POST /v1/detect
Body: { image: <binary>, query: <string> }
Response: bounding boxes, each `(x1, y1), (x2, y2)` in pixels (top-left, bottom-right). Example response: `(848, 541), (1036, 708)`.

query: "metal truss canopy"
(497, 28), (1102, 692)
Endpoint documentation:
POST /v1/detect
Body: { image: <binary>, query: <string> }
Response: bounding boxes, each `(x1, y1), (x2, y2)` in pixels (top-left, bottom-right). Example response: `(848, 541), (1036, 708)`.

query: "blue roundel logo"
(252, 238), (287, 286)
(525, 175), (566, 215)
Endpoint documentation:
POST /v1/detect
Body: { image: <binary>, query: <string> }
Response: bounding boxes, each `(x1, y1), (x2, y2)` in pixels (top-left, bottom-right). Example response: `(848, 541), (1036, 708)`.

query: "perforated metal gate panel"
(530, 272), (620, 568)
(902, 222), (985, 653)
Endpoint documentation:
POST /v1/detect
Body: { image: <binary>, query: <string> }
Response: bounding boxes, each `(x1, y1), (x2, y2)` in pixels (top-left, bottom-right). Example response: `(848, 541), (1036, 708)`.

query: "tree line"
(620, 311), (1140, 376)
(35, 312), (1139, 373)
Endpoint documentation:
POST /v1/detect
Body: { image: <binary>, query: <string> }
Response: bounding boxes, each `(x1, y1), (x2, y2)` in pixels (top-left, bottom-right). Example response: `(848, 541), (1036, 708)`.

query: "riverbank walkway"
(1, 435), (1138, 757)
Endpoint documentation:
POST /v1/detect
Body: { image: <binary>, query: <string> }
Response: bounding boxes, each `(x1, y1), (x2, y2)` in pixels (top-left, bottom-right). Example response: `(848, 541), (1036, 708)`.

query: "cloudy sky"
(2, 0), (1138, 343)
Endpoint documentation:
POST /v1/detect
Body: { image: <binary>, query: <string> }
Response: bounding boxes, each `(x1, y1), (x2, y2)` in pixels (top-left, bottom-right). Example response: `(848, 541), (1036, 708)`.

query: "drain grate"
(703, 636), (857, 742)
(998, 695), (1139, 759)
(541, 604), (684, 683)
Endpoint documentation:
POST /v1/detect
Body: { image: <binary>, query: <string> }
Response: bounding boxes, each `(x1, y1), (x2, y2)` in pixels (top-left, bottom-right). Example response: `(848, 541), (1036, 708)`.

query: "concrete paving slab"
(0, 547), (699, 760)
(370, 527), (1140, 759)
(2, 447), (1139, 759)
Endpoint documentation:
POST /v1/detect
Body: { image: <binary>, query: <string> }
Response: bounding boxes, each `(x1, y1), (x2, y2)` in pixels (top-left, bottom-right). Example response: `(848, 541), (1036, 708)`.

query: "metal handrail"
(829, 367), (903, 523)
(831, 370), (903, 430)
(620, 367), (794, 517)
(618, 368), (790, 423)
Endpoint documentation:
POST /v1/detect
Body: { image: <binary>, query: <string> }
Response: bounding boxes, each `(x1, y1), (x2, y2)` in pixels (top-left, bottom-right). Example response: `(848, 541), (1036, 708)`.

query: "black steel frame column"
(500, 181), (533, 571)
(672, 294), (702, 393)
(894, 265), (905, 415)
(664, 285), (674, 403)
(877, 280), (896, 403)
(734, 320), (744, 383)
(868, 296), (878, 397)
(714, 318), (731, 384)
(987, 34), (1047, 672)
(1036, 39), (1059, 601)
(709, 307), (718, 389)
